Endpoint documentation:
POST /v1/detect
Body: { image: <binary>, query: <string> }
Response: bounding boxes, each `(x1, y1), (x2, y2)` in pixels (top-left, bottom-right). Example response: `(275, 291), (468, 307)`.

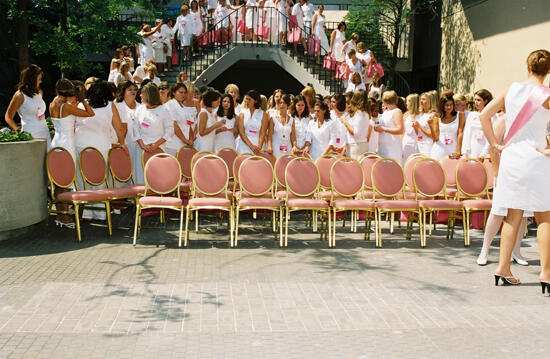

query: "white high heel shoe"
(511, 253), (528, 266)
(55, 220), (75, 229)
(477, 252), (488, 266)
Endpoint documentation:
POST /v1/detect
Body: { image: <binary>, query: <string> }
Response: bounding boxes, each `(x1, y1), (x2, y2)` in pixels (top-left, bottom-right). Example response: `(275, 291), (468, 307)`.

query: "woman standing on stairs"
(329, 21), (346, 66)
(311, 5), (329, 61)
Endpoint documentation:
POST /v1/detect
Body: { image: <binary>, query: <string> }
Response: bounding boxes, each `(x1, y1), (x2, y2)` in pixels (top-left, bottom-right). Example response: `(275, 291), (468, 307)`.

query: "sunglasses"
(159, 87), (168, 90)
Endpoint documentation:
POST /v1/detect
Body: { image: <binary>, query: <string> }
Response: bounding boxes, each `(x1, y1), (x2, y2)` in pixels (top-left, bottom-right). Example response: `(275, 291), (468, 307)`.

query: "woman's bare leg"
(496, 208), (523, 278)
(534, 211), (550, 282)
(512, 217), (528, 260)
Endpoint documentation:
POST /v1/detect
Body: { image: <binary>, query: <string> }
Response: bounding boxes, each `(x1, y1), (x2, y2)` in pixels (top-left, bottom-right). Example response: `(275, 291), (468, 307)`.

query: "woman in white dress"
(263, 0), (278, 44)
(329, 22), (346, 65)
(429, 91), (465, 162)
(5, 65), (51, 149)
(225, 83), (242, 115)
(49, 79), (95, 227)
(289, 95), (310, 155)
(461, 89), (493, 159)
(304, 101), (331, 161)
(135, 83), (174, 183)
(151, 20), (168, 73)
(214, 94), (238, 151)
(341, 90), (369, 159)
(413, 92), (435, 157)
(236, 90), (270, 154)
(173, 5), (192, 61)
(402, 93), (420, 162)
(328, 94), (349, 156)
(276, 0), (289, 45)
(346, 72), (366, 93)
(189, 1), (204, 53)
(480, 49), (550, 287)
(311, 5), (329, 59)
(195, 89), (224, 152)
(269, 94), (295, 158)
(138, 24), (157, 67)
(367, 100), (379, 153)
(75, 80), (125, 219)
(115, 81), (142, 180)
(342, 32), (359, 57)
(164, 83), (192, 156)
(245, 0), (259, 40)
(375, 90), (404, 162)
(114, 61), (133, 87)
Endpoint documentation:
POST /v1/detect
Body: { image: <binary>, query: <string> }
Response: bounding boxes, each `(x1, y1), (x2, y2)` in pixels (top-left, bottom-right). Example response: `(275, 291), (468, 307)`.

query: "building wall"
(440, 0), (550, 95)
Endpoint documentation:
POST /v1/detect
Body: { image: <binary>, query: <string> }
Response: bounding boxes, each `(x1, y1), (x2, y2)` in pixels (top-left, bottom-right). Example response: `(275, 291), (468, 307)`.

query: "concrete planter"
(0, 139), (47, 240)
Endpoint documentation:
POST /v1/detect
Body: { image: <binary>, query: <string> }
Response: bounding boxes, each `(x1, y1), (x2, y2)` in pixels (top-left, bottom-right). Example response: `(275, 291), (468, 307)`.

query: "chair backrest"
(47, 147), (77, 195)
(258, 151), (277, 167)
(482, 158), (495, 189)
(285, 157), (320, 198)
(177, 146), (197, 179)
(456, 158), (489, 199)
(274, 154), (296, 188)
(359, 155), (379, 191)
(192, 154), (229, 197)
(144, 153), (182, 196)
(233, 153), (253, 186)
(403, 155), (424, 190)
(190, 150), (214, 171)
(441, 157), (460, 187)
(216, 147), (238, 179)
(371, 158), (405, 198)
(359, 152), (380, 160)
(79, 147), (108, 189)
(108, 146), (133, 186)
(238, 156), (274, 197)
(330, 157), (364, 199)
(316, 155), (339, 190)
(412, 158), (446, 198)
(142, 148), (164, 170)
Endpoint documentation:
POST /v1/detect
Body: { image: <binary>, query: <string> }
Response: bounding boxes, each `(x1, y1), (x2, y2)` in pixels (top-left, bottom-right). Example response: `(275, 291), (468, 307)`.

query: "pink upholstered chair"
(217, 147), (239, 180)
(274, 154), (296, 200)
(283, 157), (331, 247)
(235, 156), (283, 246)
(329, 157), (375, 246)
(455, 158), (492, 246)
(372, 158), (420, 247)
(232, 153), (253, 192)
(133, 153), (184, 246)
(177, 146), (197, 192)
(107, 146), (145, 197)
(358, 154), (383, 200)
(141, 148), (164, 170)
(258, 150), (277, 167)
(47, 147), (112, 241)
(482, 158), (495, 193)
(316, 155), (339, 200)
(403, 154), (424, 196)
(185, 154), (233, 246)
(412, 158), (464, 247)
(442, 157), (460, 198)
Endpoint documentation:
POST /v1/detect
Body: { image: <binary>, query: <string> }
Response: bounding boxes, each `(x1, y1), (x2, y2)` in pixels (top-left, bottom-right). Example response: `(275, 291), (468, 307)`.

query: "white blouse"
(293, 115), (310, 149)
(329, 113), (349, 149)
(135, 105), (173, 149)
(347, 111), (369, 144)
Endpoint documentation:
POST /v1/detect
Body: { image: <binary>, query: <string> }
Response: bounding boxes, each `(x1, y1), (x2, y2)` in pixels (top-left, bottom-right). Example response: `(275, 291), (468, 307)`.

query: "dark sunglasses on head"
(159, 86), (168, 90)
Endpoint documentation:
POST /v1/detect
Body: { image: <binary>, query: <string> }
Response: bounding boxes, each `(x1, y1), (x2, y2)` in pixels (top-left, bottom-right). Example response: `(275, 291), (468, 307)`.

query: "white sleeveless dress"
(308, 119), (331, 161)
(332, 30), (345, 62)
(214, 115), (237, 152)
(367, 119), (378, 153)
(195, 108), (218, 152)
(377, 108), (403, 162)
(416, 112), (434, 157)
(190, 9), (203, 36)
(430, 116), (459, 162)
(461, 111), (492, 158)
(237, 108), (263, 153)
(18, 92), (51, 149)
(293, 115), (310, 149)
(402, 113), (420, 163)
(271, 113), (294, 158)
(492, 82), (550, 212)
(164, 99), (196, 156)
(51, 103), (76, 161)
(314, 15), (329, 55)
(115, 101), (142, 179)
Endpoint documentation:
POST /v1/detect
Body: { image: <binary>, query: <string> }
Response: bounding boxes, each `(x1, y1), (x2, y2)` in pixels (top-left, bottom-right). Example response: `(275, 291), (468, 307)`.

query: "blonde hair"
(183, 80), (195, 96)
(350, 33), (359, 41)
(348, 90), (369, 117)
(420, 92), (432, 113)
(382, 90), (398, 105)
(301, 86), (316, 109)
(350, 71), (362, 85)
(142, 82), (162, 106)
(428, 90), (439, 113)
(260, 94), (267, 111)
(224, 83), (239, 95)
(405, 93), (419, 116)
(118, 61), (129, 74)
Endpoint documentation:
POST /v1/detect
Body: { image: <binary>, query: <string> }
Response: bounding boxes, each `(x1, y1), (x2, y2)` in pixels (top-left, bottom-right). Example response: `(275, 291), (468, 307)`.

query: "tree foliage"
(5, 0), (165, 78)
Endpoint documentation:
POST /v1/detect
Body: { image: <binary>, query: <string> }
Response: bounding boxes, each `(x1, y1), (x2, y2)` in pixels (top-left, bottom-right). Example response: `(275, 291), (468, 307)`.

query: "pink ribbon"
(504, 85), (550, 145)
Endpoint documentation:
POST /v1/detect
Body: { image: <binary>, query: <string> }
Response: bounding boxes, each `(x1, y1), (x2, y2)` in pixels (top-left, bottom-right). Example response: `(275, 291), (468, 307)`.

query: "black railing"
(175, 6), (346, 94)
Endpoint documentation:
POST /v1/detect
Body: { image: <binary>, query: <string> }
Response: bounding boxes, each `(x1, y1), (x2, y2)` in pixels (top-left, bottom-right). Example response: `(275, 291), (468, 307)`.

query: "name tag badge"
(475, 134), (484, 142)
(141, 121), (150, 128)
(336, 138), (340, 144)
(38, 113), (45, 120)
(280, 145), (288, 152)
(249, 129), (257, 134)
(417, 135), (423, 141)
(186, 119), (194, 126)
(444, 137), (454, 145)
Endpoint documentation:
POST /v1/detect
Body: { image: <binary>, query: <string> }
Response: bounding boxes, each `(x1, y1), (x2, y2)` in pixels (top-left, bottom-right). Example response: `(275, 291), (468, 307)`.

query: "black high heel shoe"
(541, 281), (550, 294)
(494, 273), (521, 286)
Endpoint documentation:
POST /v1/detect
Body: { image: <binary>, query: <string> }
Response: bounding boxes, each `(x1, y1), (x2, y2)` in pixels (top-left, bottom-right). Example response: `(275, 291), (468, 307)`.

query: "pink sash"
(503, 85), (550, 144)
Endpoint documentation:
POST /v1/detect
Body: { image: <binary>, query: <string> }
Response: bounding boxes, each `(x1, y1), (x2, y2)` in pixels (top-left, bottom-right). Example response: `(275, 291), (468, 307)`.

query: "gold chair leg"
(235, 207), (240, 247)
(195, 211), (199, 232)
(376, 210), (383, 248)
(284, 207), (289, 247)
(178, 207), (184, 247)
(390, 212), (394, 234)
(184, 207), (190, 247)
(332, 209), (337, 248)
(105, 201), (112, 236)
(230, 207), (234, 247)
(279, 208), (283, 247)
(133, 204), (141, 246)
(74, 203), (82, 242)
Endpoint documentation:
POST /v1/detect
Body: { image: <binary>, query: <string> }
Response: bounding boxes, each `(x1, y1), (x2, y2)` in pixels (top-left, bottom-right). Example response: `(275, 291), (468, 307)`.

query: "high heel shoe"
(541, 281), (550, 294)
(494, 273), (521, 286)
(511, 253), (529, 266)
(477, 253), (488, 266)
(55, 220), (75, 229)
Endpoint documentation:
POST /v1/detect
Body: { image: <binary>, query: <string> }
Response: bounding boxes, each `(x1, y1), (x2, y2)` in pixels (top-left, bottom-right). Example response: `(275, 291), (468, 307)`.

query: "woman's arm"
(379, 109), (404, 135)
(290, 121), (297, 152)
(428, 114), (439, 141)
(455, 111), (466, 157)
(237, 113), (259, 153)
(329, 30), (336, 54)
(480, 88), (507, 150)
(4, 92), (24, 131)
(111, 103), (126, 145)
(258, 112), (271, 154)
(311, 14), (317, 36)
(174, 122), (192, 146)
(63, 100), (95, 118)
(199, 112), (224, 136)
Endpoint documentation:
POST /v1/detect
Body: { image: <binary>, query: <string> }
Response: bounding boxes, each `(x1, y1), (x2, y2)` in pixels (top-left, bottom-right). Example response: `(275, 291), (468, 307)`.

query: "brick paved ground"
(0, 209), (549, 358)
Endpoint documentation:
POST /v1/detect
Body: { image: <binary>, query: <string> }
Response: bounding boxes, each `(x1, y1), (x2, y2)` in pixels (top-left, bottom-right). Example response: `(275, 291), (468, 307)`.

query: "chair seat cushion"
(462, 199), (492, 209)
(398, 192), (429, 200)
(286, 198), (329, 209)
(58, 190), (110, 201)
(139, 196), (183, 206)
(318, 190), (345, 200)
(357, 191), (386, 200)
(107, 185), (144, 197)
(238, 198), (281, 208)
(188, 197), (231, 207)
(375, 200), (419, 210)
(197, 190), (233, 199)
(332, 199), (375, 209)
(419, 199), (463, 209)
(235, 191), (273, 199)
(276, 190), (299, 200)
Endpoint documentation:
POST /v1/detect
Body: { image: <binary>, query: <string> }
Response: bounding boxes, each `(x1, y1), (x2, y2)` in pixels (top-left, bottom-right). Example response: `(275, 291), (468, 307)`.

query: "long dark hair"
(217, 94), (235, 119)
(86, 80), (114, 108)
(116, 81), (138, 103)
(438, 90), (457, 118)
(17, 64), (42, 97)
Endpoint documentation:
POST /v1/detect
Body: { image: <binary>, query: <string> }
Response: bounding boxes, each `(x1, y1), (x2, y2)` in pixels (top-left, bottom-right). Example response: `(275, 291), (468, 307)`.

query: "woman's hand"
(292, 145), (300, 154)
(373, 125), (384, 133)
(266, 146), (273, 155)
(536, 147), (550, 156)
